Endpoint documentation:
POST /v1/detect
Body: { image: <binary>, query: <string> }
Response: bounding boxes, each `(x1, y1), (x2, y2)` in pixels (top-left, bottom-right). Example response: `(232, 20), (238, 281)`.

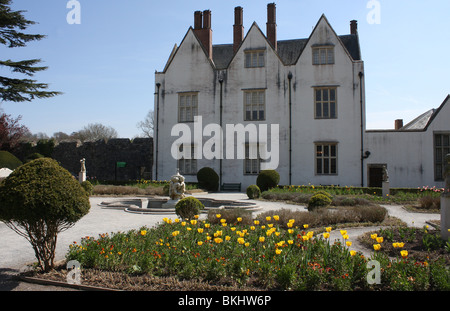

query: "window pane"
(331, 145), (336, 157)
(252, 111), (257, 120)
(320, 49), (326, 64)
(259, 110), (264, 120)
(316, 102), (322, 118)
(327, 49), (334, 64)
(443, 135), (449, 146)
(331, 158), (337, 174)
(258, 52), (264, 67)
(324, 145), (329, 157)
(323, 89), (328, 101)
(323, 103), (329, 117)
(313, 49), (319, 64)
(316, 159), (322, 174)
(330, 102), (336, 118)
(330, 89), (336, 101)
(316, 145), (322, 156)
(324, 158), (329, 174)
(316, 90), (321, 101)
(245, 53), (251, 67)
(435, 135), (442, 146)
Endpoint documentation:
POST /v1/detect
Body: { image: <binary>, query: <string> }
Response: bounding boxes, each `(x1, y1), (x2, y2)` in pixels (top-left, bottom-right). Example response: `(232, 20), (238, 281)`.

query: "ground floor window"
(244, 143), (261, 175)
(434, 133), (450, 181)
(178, 144), (197, 175)
(315, 142), (337, 175)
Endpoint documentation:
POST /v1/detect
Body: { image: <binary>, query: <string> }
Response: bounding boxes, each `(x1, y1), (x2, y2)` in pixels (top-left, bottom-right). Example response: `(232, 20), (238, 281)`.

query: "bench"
(221, 183), (242, 192)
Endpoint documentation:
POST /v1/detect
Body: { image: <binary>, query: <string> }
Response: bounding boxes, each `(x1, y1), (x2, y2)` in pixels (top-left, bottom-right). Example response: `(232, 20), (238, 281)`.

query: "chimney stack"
(395, 119), (403, 130)
(193, 10), (213, 60)
(350, 20), (358, 35)
(266, 3), (277, 50)
(233, 6), (244, 53)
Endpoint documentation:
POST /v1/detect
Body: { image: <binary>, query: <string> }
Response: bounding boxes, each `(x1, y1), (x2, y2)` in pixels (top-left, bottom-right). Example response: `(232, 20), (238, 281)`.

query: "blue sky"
(1, 0), (449, 138)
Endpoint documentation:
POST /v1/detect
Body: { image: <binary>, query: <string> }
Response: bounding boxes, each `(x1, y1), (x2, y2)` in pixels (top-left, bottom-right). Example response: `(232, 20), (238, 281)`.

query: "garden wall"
(51, 138), (153, 181)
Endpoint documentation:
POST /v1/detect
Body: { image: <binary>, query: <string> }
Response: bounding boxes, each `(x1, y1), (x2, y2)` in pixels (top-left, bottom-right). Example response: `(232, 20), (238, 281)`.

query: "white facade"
(153, 4), (449, 190)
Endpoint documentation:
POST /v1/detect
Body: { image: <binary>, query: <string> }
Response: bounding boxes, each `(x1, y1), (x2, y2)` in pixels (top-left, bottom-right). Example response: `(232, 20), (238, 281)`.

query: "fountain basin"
(98, 196), (260, 214)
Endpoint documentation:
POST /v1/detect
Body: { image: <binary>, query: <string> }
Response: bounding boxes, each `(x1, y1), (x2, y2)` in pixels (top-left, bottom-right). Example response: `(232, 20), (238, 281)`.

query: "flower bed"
(63, 213), (450, 291)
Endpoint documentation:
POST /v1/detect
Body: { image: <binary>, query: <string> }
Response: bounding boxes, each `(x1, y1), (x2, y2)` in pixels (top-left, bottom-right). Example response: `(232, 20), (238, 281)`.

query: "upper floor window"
(434, 133), (450, 181)
(245, 50), (265, 68)
(178, 92), (198, 122)
(314, 87), (337, 119)
(244, 90), (265, 121)
(312, 46), (335, 65)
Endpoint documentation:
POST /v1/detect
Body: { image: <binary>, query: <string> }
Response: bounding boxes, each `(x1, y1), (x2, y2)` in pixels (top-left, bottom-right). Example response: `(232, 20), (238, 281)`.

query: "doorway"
(368, 164), (386, 187)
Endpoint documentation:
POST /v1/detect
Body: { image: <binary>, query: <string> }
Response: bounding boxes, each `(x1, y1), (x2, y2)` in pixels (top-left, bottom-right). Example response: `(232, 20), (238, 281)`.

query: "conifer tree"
(0, 0), (61, 102)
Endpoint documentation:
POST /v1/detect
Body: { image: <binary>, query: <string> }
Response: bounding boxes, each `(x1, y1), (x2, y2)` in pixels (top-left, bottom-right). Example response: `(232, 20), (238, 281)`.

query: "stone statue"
(169, 169), (185, 201)
(80, 158), (86, 172)
(382, 165), (389, 182)
(445, 154), (450, 193)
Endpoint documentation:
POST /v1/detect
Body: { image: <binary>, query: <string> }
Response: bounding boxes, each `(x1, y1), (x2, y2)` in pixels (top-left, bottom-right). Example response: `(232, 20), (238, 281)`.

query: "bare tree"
(136, 110), (154, 138)
(72, 123), (118, 142)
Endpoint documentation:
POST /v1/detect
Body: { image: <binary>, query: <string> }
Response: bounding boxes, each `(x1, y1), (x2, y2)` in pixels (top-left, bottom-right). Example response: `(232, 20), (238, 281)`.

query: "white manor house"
(153, 3), (450, 190)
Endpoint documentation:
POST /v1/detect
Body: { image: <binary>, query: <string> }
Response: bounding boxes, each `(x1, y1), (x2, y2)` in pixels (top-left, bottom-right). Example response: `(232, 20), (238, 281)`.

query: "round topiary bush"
(256, 170), (280, 192)
(314, 190), (333, 200)
(81, 180), (94, 196)
(175, 196), (204, 220)
(196, 167), (219, 192)
(307, 193), (332, 212)
(0, 150), (22, 170)
(246, 184), (261, 199)
(0, 158), (91, 271)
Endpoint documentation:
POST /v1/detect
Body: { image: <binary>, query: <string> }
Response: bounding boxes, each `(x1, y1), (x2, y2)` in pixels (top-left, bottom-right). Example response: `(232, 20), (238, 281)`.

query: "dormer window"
(245, 49), (265, 68)
(312, 46), (335, 65)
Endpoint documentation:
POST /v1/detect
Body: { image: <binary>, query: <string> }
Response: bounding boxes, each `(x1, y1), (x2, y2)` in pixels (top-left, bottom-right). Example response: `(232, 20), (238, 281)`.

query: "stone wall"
(51, 138), (153, 181)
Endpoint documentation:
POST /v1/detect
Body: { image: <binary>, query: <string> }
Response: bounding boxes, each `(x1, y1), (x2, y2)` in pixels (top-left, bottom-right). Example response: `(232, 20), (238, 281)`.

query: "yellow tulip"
(376, 237), (384, 243)
(302, 235), (309, 241)
(397, 242), (405, 248)
(370, 233), (377, 240)
(172, 231), (180, 237)
(250, 226), (256, 231)
(237, 217), (242, 222)
(244, 242), (250, 247)
(214, 238), (223, 244)
(140, 230), (147, 236)
(204, 223), (210, 228)
(225, 236), (231, 241)
(254, 220), (260, 225)
(288, 240), (294, 244)
(340, 230), (347, 236)
(216, 214), (221, 218)
(197, 228), (204, 233)
(288, 229), (294, 234)
(197, 241), (203, 246)
(373, 244), (381, 251)
(342, 234), (349, 240)
(287, 223), (293, 228)
(230, 227), (236, 231)
(273, 215), (280, 221)
(237, 237), (245, 245)
(326, 227), (332, 232)
(181, 222), (186, 226)
(268, 224), (273, 228)
(346, 241), (352, 247)
(191, 219), (198, 225)
(194, 215), (199, 219)
(275, 249), (282, 255)
(259, 236), (265, 243)
(220, 218), (226, 223)
(266, 216), (271, 221)
(303, 224), (309, 229)
(350, 250), (357, 256)
(400, 250), (408, 258)
(323, 232), (330, 239)
(288, 219), (295, 224)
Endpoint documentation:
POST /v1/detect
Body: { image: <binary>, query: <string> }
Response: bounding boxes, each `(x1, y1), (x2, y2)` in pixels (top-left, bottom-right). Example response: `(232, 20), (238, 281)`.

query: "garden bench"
(221, 183), (241, 192)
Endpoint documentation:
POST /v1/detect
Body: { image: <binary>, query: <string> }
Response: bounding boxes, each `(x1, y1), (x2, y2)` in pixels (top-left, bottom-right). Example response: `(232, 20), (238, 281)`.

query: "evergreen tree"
(0, 0), (61, 102)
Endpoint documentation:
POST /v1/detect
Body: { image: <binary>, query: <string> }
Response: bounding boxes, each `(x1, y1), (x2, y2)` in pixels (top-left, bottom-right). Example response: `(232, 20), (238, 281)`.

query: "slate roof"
(400, 109), (436, 130)
(211, 34), (361, 69)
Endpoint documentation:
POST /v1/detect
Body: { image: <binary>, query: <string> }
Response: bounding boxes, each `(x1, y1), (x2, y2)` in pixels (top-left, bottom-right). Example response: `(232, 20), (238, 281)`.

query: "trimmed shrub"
(25, 152), (44, 162)
(175, 196), (204, 220)
(81, 180), (94, 196)
(196, 167), (219, 192)
(0, 158), (90, 271)
(0, 151), (22, 170)
(307, 193), (332, 212)
(246, 184), (261, 199)
(256, 170), (280, 192)
(314, 190), (333, 199)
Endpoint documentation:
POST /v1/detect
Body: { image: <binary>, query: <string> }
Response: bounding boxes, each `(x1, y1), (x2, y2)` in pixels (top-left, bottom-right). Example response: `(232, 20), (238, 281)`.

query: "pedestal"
(79, 171), (86, 183)
(441, 195), (450, 240)
(382, 181), (390, 198)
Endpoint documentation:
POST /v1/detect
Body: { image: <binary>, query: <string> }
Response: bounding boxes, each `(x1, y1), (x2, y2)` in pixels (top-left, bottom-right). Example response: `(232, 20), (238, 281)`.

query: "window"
(244, 144), (261, 175)
(314, 87), (337, 119)
(178, 92), (198, 122)
(178, 144), (197, 175)
(245, 50), (265, 68)
(434, 133), (450, 181)
(312, 47), (334, 65)
(315, 143), (337, 175)
(244, 90), (265, 121)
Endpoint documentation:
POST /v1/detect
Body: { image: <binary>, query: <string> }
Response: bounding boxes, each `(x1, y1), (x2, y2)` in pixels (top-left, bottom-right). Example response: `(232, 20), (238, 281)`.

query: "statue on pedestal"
(169, 170), (186, 201)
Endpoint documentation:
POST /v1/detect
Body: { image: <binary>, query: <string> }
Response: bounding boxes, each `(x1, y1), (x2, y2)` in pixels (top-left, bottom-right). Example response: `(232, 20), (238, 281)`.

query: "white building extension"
(153, 3), (449, 190)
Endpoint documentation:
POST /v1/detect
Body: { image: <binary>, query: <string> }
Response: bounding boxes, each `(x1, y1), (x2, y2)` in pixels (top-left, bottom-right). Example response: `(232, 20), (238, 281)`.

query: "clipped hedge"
(246, 184), (261, 199)
(175, 196), (204, 220)
(197, 167), (219, 192)
(256, 170), (280, 192)
(0, 151), (22, 170)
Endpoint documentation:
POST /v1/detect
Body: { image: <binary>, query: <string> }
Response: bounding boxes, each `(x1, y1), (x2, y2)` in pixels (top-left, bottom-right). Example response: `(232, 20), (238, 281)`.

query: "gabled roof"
(160, 15), (362, 72)
(400, 109), (436, 130)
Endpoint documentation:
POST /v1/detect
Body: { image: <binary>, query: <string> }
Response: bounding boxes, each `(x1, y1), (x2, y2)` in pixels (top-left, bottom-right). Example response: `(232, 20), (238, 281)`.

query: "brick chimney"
(266, 3), (277, 50)
(193, 10), (213, 60)
(350, 20), (358, 35)
(395, 119), (403, 130)
(233, 6), (244, 53)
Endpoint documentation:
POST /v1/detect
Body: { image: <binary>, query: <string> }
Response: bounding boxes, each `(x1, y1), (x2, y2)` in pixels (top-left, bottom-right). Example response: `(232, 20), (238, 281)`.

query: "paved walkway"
(0, 193), (441, 290)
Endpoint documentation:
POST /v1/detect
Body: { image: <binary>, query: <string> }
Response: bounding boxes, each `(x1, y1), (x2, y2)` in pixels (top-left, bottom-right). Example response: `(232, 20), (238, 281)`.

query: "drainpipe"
(155, 83), (161, 181)
(358, 72), (364, 187)
(288, 72), (293, 185)
(219, 77), (223, 190)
